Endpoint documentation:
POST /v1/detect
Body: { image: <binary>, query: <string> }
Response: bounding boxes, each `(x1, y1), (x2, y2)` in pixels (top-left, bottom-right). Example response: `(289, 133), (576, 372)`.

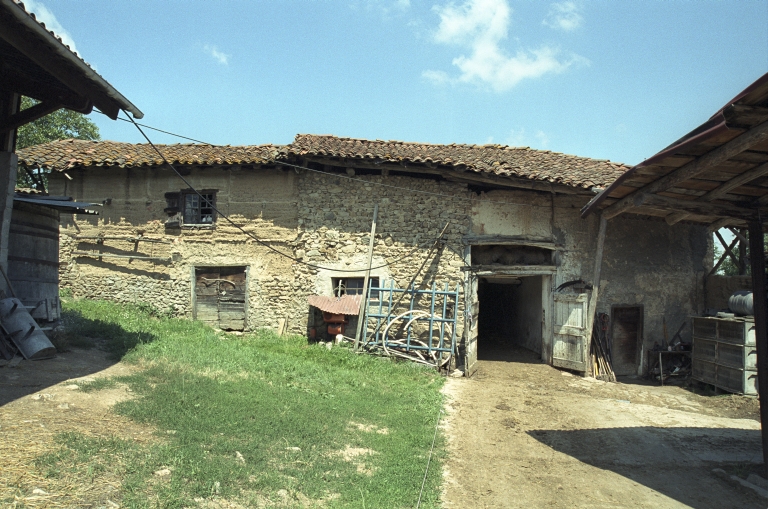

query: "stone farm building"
(18, 135), (712, 375)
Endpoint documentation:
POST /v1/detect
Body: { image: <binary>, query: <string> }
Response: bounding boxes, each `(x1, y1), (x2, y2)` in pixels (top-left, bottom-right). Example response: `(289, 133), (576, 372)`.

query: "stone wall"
(50, 164), (711, 374)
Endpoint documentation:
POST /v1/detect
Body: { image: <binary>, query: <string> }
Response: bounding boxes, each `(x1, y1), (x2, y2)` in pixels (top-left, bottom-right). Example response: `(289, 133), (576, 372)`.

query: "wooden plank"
(584, 215), (607, 376)
(747, 220), (768, 476)
(355, 204), (378, 348)
(604, 120), (768, 219)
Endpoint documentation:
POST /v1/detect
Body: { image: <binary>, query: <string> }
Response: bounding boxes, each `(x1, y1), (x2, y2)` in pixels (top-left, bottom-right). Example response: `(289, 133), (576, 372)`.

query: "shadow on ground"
(528, 426), (765, 509)
(0, 310), (156, 406)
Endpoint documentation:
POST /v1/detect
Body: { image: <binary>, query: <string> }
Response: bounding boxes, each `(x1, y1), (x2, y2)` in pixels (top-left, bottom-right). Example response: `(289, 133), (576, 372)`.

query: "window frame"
(180, 189), (217, 226)
(332, 277), (380, 299)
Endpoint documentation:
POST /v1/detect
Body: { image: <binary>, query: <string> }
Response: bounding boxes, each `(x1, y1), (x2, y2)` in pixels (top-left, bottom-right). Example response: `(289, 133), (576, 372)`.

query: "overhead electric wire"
(95, 110), (571, 207)
(121, 109), (452, 273)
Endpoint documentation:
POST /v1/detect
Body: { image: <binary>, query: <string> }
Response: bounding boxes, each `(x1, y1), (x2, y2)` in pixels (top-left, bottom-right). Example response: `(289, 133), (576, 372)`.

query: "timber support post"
(748, 219), (768, 476)
(354, 204), (378, 350)
(585, 214), (607, 375)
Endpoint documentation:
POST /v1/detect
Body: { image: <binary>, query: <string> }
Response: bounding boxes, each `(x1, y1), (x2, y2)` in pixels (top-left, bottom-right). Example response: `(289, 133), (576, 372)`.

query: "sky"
(25, 0), (768, 167)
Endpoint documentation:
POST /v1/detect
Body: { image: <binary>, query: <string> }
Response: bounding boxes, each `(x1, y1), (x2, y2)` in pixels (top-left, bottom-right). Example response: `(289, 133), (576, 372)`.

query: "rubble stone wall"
(50, 166), (712, 370)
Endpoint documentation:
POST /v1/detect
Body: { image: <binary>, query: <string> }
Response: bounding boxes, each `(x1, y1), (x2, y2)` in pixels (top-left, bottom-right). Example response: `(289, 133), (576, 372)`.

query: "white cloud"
(543, 1), (583, 32)
(22, 0), (79, 55)
(427, 0), (584, 92)
(204, 45), (230, 65)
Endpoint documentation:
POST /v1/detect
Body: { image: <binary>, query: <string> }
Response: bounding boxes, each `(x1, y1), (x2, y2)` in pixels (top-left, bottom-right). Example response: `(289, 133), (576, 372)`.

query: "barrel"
(0, 298), (56, 360)
(728, 290), (754, 316)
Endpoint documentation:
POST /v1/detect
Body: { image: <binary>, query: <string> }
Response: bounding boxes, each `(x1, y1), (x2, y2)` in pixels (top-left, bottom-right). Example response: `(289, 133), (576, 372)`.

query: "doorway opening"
(611, 305), (643, 376)
(477, 275), (543, 362)
(194, 266), (247, 331)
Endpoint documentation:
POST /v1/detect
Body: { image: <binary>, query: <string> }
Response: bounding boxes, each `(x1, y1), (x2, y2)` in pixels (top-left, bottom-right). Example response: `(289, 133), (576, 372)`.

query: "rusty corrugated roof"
(308, 294), (362, 316)
(283, 134), (631, 189)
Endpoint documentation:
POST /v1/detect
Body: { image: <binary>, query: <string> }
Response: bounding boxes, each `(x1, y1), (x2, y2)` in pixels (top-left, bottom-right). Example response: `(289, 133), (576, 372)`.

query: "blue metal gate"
(362, 280), (460, 368)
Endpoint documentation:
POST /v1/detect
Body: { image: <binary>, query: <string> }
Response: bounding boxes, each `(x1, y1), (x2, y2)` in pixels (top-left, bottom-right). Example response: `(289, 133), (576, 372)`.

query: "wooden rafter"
(603, 120), (768, 219)
(665, 160), (768, 225)
(631, 192), (762, 221)
(0, 99), (61, 134)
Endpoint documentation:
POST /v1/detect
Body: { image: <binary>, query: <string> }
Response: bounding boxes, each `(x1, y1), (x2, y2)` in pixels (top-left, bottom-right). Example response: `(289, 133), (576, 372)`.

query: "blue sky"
(26, 0), (768, 166)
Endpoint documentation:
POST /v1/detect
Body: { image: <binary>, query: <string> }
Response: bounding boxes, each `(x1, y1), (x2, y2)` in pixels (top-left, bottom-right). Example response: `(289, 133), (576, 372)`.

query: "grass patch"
(45, 299), (445, 508)
(76, 377), (120, 392)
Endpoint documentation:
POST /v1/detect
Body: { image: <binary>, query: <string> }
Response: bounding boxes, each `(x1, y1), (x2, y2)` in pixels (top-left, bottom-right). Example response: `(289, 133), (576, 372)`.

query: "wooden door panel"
(552, 293), (588, 372)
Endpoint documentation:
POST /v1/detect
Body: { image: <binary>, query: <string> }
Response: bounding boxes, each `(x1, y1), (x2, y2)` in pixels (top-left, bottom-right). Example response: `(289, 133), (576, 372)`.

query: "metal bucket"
(0, 298), (56, 360)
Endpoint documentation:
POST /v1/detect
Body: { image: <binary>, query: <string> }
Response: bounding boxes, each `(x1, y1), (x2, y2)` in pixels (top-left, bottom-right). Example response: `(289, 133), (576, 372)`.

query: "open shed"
(582, 71), (768, 472)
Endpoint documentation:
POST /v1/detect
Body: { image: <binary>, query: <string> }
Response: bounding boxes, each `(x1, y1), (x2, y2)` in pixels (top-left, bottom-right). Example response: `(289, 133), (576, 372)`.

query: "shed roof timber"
(581, 72), (768, 229)
(0, 0), (142, 124)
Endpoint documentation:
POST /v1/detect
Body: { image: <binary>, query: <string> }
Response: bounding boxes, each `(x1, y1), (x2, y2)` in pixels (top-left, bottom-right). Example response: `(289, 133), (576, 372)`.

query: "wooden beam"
(0, 12), (118, 118)
(708, 217), (745, 232)
(634, 192), (761, 221)
(604, 120), (768, 219)
(665, 161), (768, 225)
(0, 100), (61, 133)
(724, 104), (768, 127)
(715, 230), (739, 266)
(354, 204), (378, 349)
(747, 220), (768, 477)
(584, 215), (607, 376)
(462, 234), (561, 250)
(707, 236), (739, 277)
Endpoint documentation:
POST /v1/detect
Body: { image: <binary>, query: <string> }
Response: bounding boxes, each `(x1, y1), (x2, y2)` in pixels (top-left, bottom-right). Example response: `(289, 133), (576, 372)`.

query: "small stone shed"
(18, 135), (712, 375)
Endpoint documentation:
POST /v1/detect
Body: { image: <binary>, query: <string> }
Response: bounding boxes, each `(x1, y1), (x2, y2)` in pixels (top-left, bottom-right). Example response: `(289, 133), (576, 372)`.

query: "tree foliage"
(16, 96), (100, 189)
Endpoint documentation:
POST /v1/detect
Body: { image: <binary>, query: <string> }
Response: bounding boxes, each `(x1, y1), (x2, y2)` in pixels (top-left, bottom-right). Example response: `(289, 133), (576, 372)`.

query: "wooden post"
(354, 204), (378, 349)
(748, 220), (768, 476)
(584, 214), (607, 375)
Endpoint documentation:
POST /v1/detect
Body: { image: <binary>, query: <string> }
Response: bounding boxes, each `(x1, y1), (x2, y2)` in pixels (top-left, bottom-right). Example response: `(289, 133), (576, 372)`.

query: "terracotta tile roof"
(284, 134), (631, 189)
(17, 139), (280, 170)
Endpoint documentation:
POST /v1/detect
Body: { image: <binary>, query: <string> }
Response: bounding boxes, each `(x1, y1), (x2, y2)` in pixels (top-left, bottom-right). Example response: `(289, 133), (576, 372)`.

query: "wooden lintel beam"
(665, 160), (768, 225)
(604, 120), (768, 219)
(0, 100), (61, 133)
(635, 192), (760, 221)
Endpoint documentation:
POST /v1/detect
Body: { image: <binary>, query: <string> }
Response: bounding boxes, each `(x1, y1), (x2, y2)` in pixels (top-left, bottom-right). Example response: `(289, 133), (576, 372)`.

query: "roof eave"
(1, 0), (143, 120)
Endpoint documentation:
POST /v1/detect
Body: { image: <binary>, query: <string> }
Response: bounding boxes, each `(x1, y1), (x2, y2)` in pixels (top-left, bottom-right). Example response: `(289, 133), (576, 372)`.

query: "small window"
(333, 277), (379, 298)
(182, 191), (216, 225)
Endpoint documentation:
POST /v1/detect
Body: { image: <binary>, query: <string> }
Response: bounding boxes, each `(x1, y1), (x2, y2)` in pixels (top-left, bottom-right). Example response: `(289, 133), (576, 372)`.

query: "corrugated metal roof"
(308, 294), (362, 316)
(14, 193), (100, 214)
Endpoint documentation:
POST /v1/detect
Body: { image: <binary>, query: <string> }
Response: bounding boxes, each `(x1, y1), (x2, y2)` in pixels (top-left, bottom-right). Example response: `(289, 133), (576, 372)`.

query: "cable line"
(94, 109), (566, 208)
(122, 109), (454, 273)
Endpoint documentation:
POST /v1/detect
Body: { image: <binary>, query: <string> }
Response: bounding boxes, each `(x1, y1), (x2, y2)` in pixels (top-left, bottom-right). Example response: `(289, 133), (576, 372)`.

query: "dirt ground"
(0, 348), (150, 507)
(2, 345), (765, 508)
(441, 344), (764, 509)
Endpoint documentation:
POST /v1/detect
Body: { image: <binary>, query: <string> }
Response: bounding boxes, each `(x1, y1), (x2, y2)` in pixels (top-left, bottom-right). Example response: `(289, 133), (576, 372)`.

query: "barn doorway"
(477, 275), (544, 362)
(194, 266), (247, 331)
(611, 305), (643, 376)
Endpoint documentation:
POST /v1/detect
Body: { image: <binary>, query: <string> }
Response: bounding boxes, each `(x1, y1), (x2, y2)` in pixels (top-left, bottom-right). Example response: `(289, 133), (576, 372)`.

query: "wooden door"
(611, 306), (642, 376)
(552, 293), (588, 372)
(464, 274), (479, 376)
(195, 267), (246, 331)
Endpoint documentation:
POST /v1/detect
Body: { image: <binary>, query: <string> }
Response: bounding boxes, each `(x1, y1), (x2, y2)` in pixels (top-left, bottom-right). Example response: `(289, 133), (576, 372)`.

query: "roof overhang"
(581, 72), (768, 229)
(14, 193), (99, 214)
(0, 0), (142, 120)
